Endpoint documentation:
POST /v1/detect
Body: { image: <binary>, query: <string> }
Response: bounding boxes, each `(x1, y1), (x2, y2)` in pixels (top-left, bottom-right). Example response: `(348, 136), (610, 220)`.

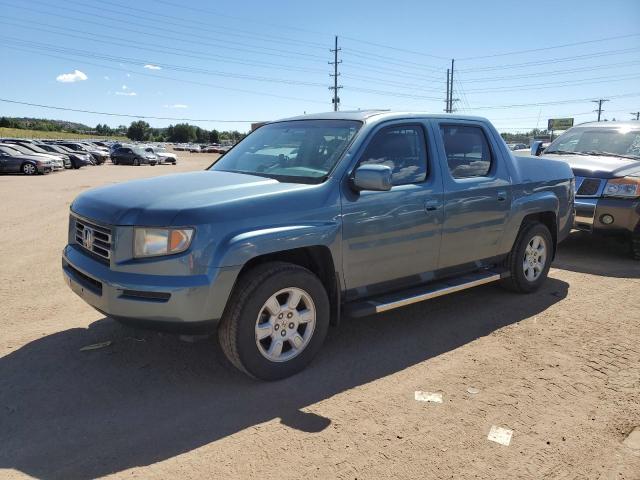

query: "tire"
(112, 159), (118, 166)
(21, 162), (37, 175)
(632, 234), (640, 261)
(501, 222), (553, 293)
(133, 158), (140, 166)
(218, 261), (330, 380)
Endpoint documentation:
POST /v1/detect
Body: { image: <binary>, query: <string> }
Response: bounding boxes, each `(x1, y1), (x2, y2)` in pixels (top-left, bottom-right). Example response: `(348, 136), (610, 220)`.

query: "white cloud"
(122, 84), (128, 90)
(163, 104), (188, 109)
(126, 73), (131, 77)
(56, 69), (88, 83)
(116, 91), (137, 96)
(144, 64), (162, 70)
(104, 76), (110, 80)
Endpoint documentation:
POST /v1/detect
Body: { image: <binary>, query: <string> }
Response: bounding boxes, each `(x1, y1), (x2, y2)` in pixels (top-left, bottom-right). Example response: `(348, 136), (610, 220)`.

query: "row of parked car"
(0, 138), (111, 175)
(0, 138), (186, 174)
(173, 143), (232, 154)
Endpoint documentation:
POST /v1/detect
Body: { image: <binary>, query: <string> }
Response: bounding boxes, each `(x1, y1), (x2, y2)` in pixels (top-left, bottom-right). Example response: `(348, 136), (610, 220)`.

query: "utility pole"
(445, 69), (450, 113)
(631, 111), (640, 120)
(592, 99), (609, 121)
(449, 59), (457, 113)
(329, 35), (342, 111)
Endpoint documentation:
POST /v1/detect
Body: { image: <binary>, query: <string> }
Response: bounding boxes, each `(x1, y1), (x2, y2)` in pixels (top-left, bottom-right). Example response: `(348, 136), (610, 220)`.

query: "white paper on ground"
(414, 391), (443, 403)
(487, 426), (513, 446)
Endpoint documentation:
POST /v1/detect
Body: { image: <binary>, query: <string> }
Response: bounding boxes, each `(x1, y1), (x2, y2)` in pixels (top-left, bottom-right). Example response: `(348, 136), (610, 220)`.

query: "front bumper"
(62, 245), (240, 328)
(574, 197), (640, 234)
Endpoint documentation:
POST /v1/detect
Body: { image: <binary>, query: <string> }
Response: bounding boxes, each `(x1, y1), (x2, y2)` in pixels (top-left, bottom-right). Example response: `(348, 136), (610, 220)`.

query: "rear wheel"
(21, 162), (36, 175)
(133, 158), (140, 166)
(501, 222), (553, 293)
(218, 262), (330, 380)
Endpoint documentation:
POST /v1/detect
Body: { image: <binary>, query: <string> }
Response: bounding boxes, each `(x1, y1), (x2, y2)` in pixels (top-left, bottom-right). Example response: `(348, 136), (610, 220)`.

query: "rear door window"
(440, 125), (493, 179)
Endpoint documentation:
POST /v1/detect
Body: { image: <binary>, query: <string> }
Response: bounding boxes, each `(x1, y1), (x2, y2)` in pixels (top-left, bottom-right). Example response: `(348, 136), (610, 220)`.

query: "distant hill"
(0, 116), (95, 132)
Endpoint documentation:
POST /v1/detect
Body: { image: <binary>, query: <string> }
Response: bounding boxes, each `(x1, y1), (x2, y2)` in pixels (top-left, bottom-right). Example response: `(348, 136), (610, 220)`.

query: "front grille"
(576, 177), (602, 197)
(75, 217), (112, 261)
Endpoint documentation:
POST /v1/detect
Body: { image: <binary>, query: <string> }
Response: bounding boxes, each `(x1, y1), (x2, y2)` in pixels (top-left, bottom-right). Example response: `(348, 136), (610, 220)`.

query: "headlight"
(603, 177), (640, 198)
(134, 228), (194, 258)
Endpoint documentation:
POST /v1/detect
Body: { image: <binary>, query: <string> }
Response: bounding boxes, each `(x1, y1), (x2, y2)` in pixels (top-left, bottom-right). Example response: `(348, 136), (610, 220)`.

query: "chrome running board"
(346, 270), (507, 318)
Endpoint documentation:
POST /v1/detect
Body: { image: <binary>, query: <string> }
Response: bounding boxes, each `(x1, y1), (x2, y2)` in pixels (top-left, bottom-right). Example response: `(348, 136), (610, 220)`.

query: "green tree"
(209, 129), (220, 144)
(170, 123), (196, 143)
(127, 121), (151, 141)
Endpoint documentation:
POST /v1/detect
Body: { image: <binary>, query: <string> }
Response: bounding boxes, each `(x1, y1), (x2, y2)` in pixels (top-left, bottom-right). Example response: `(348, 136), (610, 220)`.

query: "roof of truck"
(277, 110), (489, 123)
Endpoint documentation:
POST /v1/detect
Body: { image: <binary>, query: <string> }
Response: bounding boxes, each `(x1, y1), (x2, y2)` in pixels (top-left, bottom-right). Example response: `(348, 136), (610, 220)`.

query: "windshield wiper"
(544, 150), (591, 156)
(582, 151), (640, 160)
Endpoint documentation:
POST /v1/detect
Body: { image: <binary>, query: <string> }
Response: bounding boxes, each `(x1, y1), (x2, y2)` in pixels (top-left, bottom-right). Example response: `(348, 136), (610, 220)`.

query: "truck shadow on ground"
(0, 279), (568, 480)
(553, 231), (640, 279)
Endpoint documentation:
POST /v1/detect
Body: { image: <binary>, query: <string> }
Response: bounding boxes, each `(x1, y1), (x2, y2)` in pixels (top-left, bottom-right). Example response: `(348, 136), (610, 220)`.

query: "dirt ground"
(1, 152), (639, 480)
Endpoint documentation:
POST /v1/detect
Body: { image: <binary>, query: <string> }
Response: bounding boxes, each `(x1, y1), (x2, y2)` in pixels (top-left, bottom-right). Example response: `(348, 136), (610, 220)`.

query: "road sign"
(548, 118), (574, 130)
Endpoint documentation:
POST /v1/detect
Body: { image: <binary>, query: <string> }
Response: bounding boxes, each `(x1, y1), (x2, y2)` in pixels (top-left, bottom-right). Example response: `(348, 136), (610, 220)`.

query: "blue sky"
(1, 0), (639, 133)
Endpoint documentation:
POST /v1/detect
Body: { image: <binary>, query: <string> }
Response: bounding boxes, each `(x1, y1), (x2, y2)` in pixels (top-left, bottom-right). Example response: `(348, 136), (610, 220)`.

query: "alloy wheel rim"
(523, 235), (547, 282)
(255, 287), (316, 363)
(24, 164), (35, 174)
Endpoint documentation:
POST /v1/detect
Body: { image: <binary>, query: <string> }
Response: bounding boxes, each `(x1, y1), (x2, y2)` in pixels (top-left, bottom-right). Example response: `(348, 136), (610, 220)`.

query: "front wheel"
(133, 158), (140, 166)
(218, 262), (330, 380)
(21, 162), (37, 175)
(501, 222), (553, 293)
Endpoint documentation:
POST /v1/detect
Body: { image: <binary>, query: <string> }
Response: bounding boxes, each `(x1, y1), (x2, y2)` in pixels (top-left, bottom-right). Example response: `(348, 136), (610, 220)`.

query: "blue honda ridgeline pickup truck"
(63, 111), (574, 380)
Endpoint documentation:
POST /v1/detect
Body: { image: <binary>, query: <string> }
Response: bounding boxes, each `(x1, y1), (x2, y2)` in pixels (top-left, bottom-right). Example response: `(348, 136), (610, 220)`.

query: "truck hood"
(542, 153), (640, 178)
(71, 170), (311, 226)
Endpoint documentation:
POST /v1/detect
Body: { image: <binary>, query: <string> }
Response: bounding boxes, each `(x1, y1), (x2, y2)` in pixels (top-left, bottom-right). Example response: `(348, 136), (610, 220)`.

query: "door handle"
(424, 200), (441, 212)
(497, 191), (507, 202)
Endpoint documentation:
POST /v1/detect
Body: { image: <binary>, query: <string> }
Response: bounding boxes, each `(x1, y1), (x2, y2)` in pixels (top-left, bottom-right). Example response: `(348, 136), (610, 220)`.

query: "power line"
(461, 60), (640, 83)
(62, 0), (328, 50)
(5, 45), (332, 106)
(457, 32), (640, 60)
(2, 39), (327, 88)
(0, 98), (262, 123)
(631, 111), (640, 120)
(0, 1), (328, 62)
(340, 36), (449, 60)
(459, 47), (640, 72)
(460, 92), (640, 111)
(0, 18), (328, 75)
(462, 72), (640, 94)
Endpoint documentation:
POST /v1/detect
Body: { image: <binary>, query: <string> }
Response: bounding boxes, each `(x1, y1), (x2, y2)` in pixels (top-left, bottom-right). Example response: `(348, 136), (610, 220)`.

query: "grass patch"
(0, 127), (127, 141)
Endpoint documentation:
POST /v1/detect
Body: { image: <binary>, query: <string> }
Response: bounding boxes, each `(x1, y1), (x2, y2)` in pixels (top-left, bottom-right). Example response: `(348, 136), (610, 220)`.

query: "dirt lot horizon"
(1, 152), (639, 479)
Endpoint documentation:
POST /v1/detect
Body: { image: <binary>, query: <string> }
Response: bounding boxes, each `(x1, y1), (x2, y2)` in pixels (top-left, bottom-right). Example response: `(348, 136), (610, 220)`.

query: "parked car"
(1, 143), (64, 170)
(6, 141), (70, 169)
(0, 145), (53, 174)
(111, 146), (158, 165)
(531, 120), (640, 259)
(37, 143), (91, 169)
(63, 111), (574, 380)
(144, 146), (177, 164)
(509, 143), (528, 151)
(55, 142), (109, 164)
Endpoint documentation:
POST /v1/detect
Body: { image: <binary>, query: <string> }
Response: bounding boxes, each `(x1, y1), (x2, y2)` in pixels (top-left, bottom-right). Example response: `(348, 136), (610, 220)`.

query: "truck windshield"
(209, 120), (361, 183)
(546, 127), (640, 160)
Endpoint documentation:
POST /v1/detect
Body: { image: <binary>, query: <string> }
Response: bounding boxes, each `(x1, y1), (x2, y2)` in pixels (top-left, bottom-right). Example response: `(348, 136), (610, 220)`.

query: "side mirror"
(351, 164), (393, 192)
(530, 141), (544, 157)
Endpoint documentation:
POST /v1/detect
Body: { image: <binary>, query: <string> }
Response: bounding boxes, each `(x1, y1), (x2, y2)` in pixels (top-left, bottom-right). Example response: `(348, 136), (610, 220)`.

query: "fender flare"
(214, 223), (341, 270)
(499, 192), (559, 254)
